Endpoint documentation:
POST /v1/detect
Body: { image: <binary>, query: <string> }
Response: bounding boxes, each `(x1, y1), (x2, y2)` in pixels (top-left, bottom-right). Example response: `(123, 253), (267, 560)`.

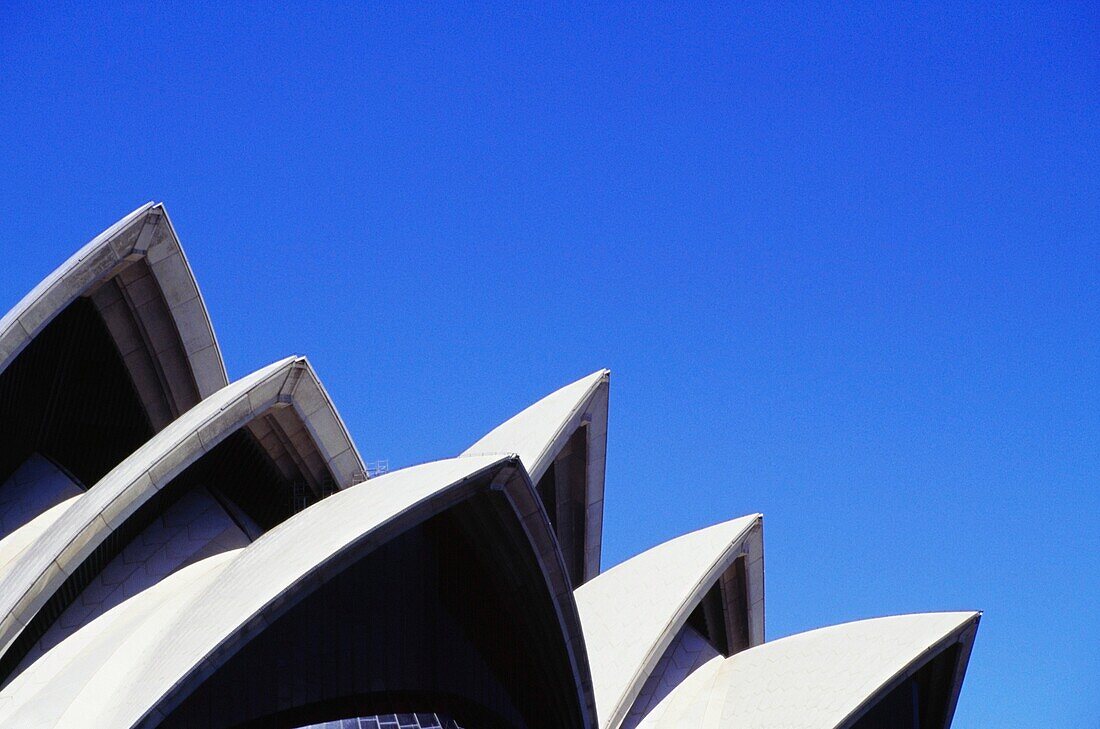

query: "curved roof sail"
(0, 203), (231, 561)
(0, 552), (238, 728)
(0, 356), (364, 681)
(13, 456), (596, 729)
(0, 202), (228, 425)
(636, 611), (980, 729)
(464, 369), (610, 586)
(0, 203), (985, 729)
(574, 515), (764, 729)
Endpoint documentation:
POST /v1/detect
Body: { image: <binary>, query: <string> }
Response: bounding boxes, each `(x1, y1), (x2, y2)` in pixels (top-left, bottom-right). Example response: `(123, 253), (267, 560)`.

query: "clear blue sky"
(1, 3), (1096, 726)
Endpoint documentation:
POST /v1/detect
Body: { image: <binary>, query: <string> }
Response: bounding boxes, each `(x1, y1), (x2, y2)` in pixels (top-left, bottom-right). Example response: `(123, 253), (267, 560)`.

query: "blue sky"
(0, 3), (1096, 726)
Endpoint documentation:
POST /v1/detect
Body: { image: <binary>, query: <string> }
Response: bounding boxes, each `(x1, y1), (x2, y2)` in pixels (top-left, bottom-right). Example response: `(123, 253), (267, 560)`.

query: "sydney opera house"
(0, 203), (979, 728)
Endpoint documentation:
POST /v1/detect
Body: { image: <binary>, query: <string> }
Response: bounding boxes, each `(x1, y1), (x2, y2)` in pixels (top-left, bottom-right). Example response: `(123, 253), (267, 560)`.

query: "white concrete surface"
(0, 203), (228, 420)
(636, 611), (981, 729)
(0, 497), (80, 589)
(0, 455), (82, 541)
(574, 515), (762, 729)
(0, 205), (984, 729)
(621, 624), (721, 729)
(0, 551), (238, 727)
(0, 356), (363, 671)
(464, 369), (610, 582)
(15, 487), (249, 675)
(19, 455), (593, 728)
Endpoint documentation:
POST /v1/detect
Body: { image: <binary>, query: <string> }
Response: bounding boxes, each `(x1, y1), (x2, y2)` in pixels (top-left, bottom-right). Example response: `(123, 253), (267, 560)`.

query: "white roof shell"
(0, 551), (238, 727)
(0, 356), (364, 667)
(464, 369), (610, 581)
(636, 611), (980, 729)
(574, 515), (764, 729)
(24, 455), (595, 728)
(0, 202), (228, 419)
(0, 497), (80, 588)
(0, 203), (984, 728)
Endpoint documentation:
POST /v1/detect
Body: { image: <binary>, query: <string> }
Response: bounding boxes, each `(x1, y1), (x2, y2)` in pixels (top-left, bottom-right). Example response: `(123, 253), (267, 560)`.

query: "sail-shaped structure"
(0, 204), (979, 728)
